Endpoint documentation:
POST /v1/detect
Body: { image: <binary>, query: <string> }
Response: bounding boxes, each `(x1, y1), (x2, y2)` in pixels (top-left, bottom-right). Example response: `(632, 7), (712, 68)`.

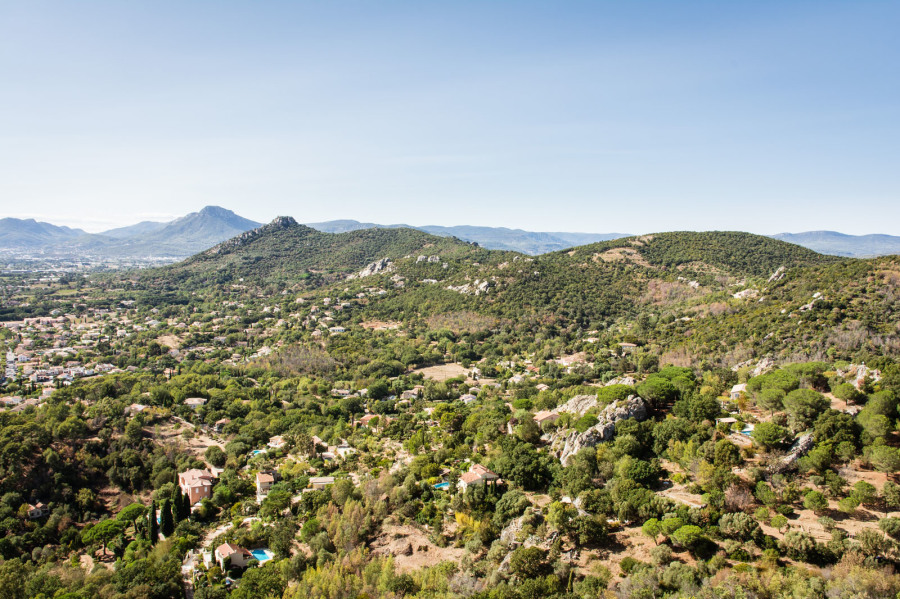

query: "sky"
(1, 1), (898, 235)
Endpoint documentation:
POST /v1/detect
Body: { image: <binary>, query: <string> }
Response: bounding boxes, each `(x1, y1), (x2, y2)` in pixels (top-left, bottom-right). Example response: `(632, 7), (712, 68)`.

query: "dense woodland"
(1, 228), (900, 598)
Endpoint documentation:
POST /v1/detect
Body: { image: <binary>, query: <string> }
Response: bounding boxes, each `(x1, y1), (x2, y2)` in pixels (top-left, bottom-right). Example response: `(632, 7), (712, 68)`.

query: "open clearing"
(370, 523), (467, 572)
(413, 363), (470, 382)
(145, 417), (225, 465)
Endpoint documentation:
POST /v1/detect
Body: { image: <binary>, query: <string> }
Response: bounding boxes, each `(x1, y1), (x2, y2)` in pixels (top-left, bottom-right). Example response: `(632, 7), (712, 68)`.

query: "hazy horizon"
(2, 2), (898, 235)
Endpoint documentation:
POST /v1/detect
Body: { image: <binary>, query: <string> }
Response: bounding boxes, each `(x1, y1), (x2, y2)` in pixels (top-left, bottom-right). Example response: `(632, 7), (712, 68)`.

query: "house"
(309, 476), (335, 490)
(400, 390), (420, 400)
(267, 435), (286, 449)
(359, 413), (379, 427)
(184, 397), (207, 409)
(460, 394), (478, 405)
(618, 342), (638, 354)
(215, 543), (253, 569)
(533, 410), (559, 426)
(213, 418), (231, 433)
(179, 469), (217, 505)
(26, 502), (46, 519)
(125, 403), (147, 417)
(458, 464), (500, 492)
(256, 472), (275, 499)
(730, 384), (747, 401)
(536, 383), (550, 392)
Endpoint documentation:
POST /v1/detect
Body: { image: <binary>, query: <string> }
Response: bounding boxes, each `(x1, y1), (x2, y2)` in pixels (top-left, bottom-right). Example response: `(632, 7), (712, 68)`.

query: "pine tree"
(148, 501), (158, 544)
(160, 498), (175, 537)
(182, 491), (192, 520)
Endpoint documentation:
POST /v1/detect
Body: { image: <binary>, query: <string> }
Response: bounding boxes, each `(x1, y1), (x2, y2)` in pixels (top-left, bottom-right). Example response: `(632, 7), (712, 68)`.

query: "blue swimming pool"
(433, 482), (450, 490)
(251, 549), (273, 563)
(251, 449), (266, 456)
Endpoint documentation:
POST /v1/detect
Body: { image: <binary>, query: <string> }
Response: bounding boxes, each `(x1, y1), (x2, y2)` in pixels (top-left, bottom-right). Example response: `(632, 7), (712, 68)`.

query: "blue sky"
(1, 1), (898, 234)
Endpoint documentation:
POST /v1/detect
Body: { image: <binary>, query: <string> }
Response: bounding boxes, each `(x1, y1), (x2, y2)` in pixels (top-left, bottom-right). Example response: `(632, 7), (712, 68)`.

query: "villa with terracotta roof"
(179, 468), (217, 505)
(458, 464), (500, 492)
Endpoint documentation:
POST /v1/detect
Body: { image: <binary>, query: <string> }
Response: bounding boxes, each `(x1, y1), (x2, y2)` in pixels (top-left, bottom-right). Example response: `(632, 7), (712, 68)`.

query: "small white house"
(730, 384), (747, 401)
(215, 543), (253, 569)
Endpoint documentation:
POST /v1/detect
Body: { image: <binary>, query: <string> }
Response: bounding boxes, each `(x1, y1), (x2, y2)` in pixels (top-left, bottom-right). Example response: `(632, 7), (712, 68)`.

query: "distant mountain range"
(2, 207), (900, 259)
(0, 206), (261, 258)
(306, 219), (630, 254)
(770, 231), (900, 258)
(0, 218), (86, 249)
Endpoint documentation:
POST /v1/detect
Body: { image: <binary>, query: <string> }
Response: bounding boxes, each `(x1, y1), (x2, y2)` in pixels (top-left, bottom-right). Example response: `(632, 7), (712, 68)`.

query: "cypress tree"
(182, 491), (192, 520)
(148, 501), (158, 544)
(173, 488), (185, 523)
(160, 498), (175, 537)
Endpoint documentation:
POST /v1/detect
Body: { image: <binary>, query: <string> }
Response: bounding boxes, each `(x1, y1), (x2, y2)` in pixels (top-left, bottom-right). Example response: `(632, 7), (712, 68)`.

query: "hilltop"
(153, 216), (494, 286)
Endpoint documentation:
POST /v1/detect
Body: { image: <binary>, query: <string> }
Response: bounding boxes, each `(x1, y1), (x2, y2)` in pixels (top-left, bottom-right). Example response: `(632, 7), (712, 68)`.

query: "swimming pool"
(251, 449), (266, 456)
(251, 549), (274, 563)
(433, 482), (450, 490)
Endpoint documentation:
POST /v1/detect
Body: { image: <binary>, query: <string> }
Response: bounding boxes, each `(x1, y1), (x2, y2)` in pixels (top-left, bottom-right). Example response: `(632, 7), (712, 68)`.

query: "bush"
(619, 556), (642, 574)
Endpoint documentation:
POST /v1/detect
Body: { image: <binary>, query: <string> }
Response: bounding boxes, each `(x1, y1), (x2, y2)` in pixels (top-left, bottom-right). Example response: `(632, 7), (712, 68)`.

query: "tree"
(779, 530), (817, 561)
(803, 490), (828, 515)
(770, 514), (789, 533)
(149, 500), (158, 543)
(659, 517), (685, 539)
(879, 517), (900, 540)
(636, 376), (678, 409)
(642, 518), (661, 545)
(752, 421), (787, 450)
(838, 496), (860, 515)
(714, 439), (742, 467)
(671, 525), (703, 549)
(856, 529), (891, 557)
(783, 389), (829, 433)
(508, 546), (548, 579)
(230, 563), (286, 599)
(757, 388), (786, 415)
(82, 519), (126, 558)
(852, 481), (878, 509)
(173, 487), (187, 523)
(869, 446), (900, 473)
(719, 512), (761, 542)
(205, 445), (227, 467)
(883, 481), (900, 516)
(160, 498), (175, 537)
(117, 502), (146, 528)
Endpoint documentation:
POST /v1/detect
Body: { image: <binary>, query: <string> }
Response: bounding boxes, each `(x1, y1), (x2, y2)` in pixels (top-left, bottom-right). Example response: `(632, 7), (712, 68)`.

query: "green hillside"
(148, 217), (497, 286)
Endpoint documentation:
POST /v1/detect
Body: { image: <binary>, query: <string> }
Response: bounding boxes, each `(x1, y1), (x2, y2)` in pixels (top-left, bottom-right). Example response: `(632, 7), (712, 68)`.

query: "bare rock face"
(752, 357), (775, 378)
(555, 394), (599, 416)
(551, 395), (649, 466)
(350, 258), (394, 279)
(771, 433), (814, 473)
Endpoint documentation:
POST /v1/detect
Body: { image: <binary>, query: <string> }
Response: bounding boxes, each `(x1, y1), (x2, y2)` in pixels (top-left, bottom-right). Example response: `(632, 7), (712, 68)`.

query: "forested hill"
(149, 216), (496, 286)
(560, 231), (840, 278)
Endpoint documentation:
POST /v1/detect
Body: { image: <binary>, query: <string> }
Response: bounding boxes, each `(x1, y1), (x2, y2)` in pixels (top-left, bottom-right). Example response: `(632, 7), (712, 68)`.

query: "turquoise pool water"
(251, 449), (266, 456)
(251, 549), (273, 563)
(433, 482), (450, 490)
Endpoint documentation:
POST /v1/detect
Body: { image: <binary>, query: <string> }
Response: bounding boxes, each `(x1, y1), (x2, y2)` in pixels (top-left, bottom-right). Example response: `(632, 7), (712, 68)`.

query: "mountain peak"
(197, 205), (234, 217)
(267, 216), (299, 229)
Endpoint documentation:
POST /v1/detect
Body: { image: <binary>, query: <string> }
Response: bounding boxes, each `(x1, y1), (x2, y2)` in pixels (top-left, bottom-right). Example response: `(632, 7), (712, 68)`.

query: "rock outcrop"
(771, 433), (814, 473)
(555, 394), (599, 416)
(551, 395), (649, 466)
(349, 258), (393, 279)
